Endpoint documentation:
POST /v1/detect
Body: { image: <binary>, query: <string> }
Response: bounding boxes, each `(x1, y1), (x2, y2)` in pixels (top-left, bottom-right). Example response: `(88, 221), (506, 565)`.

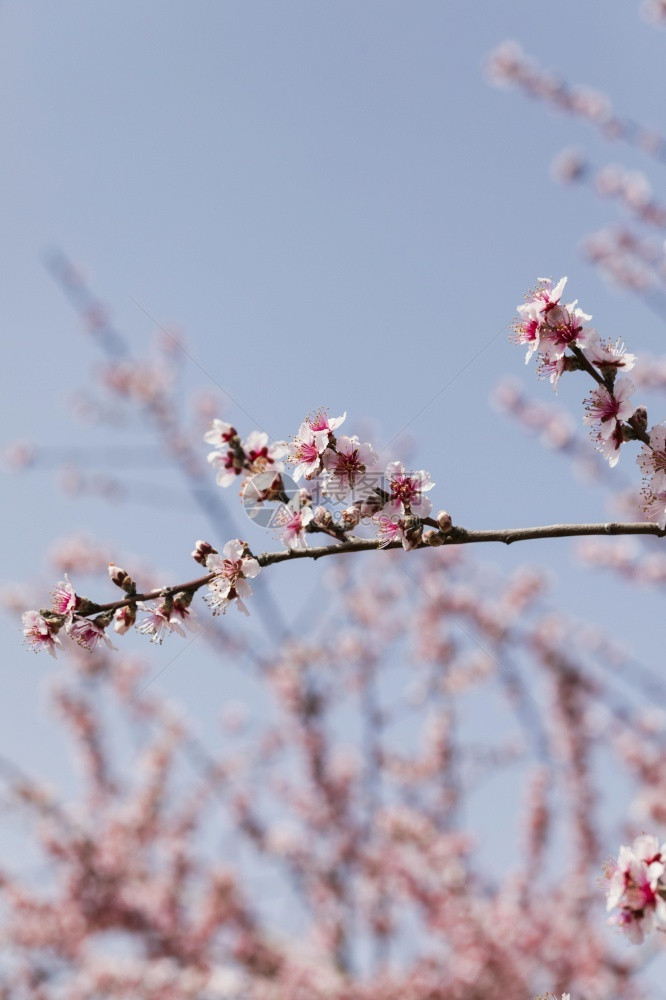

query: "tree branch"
(76, 520), (665, 618)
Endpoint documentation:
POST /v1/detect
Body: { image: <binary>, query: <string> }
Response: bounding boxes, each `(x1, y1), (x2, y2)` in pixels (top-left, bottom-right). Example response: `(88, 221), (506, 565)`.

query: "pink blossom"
(605, 834), (666, 943)
(66, 616), (116, 652)
(207, 445), (244, 488)
(278, 505), (314, 550)
(515, 277), (595, 365)
(205, 540), (261, 615)
(537, 355), (569, 390)
(595, 422), (625, 467)
(21, 610), (62, 657)
(50, 574), (79, 616)
(383, 462), (435, 518)
(583, 378), (635, 439)
(538, 300), (593, 361)
(308, 408), (346, 435)
(376, 514), (407, 549)
(583, 331), (636, 373)
(113, 605), (136, 635)
(289, 422), (329, 481)
(514, 277), (568, 362)
(136, 603), (189, 644)
(638, 424), (666, 492)
(243, 431), (286, 475)
(171, 595), (198, 632)
(642, 488), (666, 529)
(202, 418), (238, 448)
(322, 435), (379, 498)
(206, 423), (286, 490)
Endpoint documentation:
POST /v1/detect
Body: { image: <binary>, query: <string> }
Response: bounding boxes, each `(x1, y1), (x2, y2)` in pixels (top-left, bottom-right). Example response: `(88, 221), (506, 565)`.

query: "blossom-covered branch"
(22, 278), (666, 657)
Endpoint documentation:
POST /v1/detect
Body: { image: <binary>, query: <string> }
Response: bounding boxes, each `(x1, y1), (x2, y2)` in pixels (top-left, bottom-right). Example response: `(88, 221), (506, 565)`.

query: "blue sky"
(2, 1), (666, 970)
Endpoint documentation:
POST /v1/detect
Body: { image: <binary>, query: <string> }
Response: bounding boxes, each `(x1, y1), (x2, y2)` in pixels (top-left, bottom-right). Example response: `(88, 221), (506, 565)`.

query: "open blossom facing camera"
(289, 422), (329, 481)
(205, 540), (261, 616)
(584, 379), (635, 438)
(277, 504), (314, 550)
(288, 410), (346, 482)
(583, 378), (636, 466)
(243, 430), (286, 475)
(322, 434), (379, 497)
(604, 834), (666, 943)
(383, 461), (435, 518)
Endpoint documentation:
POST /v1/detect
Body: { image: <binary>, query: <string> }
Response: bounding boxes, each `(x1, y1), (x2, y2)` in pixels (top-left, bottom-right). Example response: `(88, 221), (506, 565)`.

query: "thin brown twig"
(73, 520), (665, 618)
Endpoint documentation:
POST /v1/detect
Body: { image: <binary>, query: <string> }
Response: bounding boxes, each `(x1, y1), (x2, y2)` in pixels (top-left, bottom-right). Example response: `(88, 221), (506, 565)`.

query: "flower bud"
(359, 491), (387, 517)
(437, 510), (453, 533)
(631, 406), (648, 434)
(424, 529), (444, 547)
(173, 590), (193, 610)
(402, 515), (423, 551)
(312, 506), (333, 529)
(108, 564), (135, 594)
(340, 506), (361, 530)
(114, 605), (137, 634)
(94, 610), (115, 630)
(192, 540), (216, 565)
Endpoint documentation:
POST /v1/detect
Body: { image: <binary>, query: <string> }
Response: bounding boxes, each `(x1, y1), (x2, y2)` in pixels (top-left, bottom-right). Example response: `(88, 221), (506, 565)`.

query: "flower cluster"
(604, 833), (666, 943)
(204, 419), (286, 490)
(24, 276), (666, 655)
(21, 574), (116, 658)
(216, 409), (441, 553)
(514, 277), (666, 526)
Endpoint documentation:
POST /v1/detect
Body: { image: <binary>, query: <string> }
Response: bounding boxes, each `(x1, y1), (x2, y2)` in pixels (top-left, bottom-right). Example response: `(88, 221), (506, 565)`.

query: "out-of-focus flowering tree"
(6, 5), (666, 1000)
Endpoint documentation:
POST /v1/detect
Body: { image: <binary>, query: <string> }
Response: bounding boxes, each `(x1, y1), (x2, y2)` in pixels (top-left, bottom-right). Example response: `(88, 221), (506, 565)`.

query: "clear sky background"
(2, 0), (666, 974)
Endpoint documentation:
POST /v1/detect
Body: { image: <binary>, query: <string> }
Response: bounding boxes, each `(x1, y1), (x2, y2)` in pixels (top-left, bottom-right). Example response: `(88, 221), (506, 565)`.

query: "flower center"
(390, 476), (419, 504)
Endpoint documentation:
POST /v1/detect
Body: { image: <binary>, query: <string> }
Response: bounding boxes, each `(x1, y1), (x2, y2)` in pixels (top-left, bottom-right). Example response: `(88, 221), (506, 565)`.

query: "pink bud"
(312, 507), (332, 529)
(108, 563), (135, 595)
(437, 511), (453, 533)
(340, 506), (361, 530)
(192, 540), (216, 565)
(114, 605), (137, 634)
